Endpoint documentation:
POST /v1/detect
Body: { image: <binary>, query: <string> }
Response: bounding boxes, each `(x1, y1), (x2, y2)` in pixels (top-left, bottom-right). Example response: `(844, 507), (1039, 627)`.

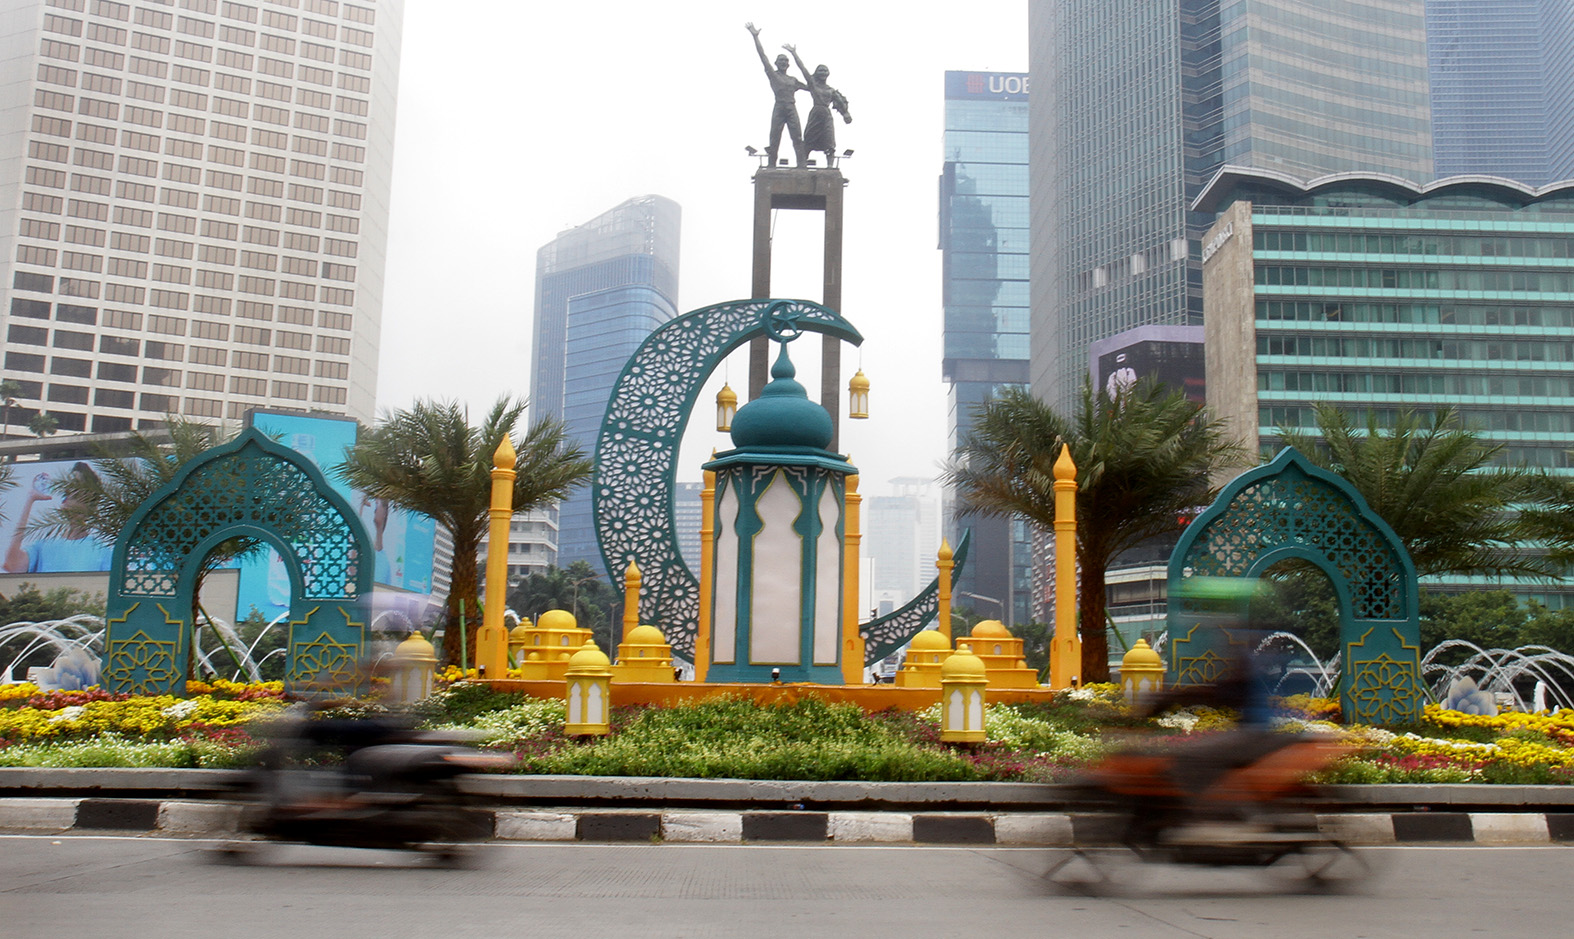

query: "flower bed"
(1, 677), (1572, 783)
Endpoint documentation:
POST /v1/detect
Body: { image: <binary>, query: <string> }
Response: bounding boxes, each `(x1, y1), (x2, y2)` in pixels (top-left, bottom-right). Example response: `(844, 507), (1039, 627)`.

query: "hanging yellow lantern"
(716, 382), (738, 431)
(564, 640), (613, 736)
(847, 369), (870, 419)
(939, 642), (988, 744)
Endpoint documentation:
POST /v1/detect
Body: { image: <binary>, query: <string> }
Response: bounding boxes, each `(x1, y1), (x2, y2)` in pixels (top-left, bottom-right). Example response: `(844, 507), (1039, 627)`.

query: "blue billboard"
(234, 411), (438, 623)
(1, 459), (116, 574)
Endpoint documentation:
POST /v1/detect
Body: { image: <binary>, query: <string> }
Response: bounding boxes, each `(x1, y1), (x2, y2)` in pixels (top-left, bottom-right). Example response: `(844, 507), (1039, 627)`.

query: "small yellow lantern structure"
(716, 382), (738, 432)
(1121, 638), (1166, 704)
(564, 640), (613, 736)
(613, 624), (676, 682)
(388, 632), (437, 703)
(966, 620), (1039, 688)
(894, 628), (952, 688)
(516, 609), (593, 681)
(940, 642), (988, 744)
(847, 369), (870, 419)
(507, 619), (533, 668)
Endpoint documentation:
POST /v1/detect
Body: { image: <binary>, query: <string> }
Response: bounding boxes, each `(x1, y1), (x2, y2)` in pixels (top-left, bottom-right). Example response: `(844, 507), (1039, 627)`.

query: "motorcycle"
(211, 706), (514, 866)
(1045, 732), (1368, 892)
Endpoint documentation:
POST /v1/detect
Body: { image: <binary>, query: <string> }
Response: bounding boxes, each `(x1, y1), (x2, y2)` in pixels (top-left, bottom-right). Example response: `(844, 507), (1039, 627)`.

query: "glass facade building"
(0, 0), (403, 433)
(1028, 0), (1434, 414)
(530, 195), (680, 572)
(939, 70), (1032, 626)
(1198, 168), (1574, 605)
(1426, 0), (1574, 185)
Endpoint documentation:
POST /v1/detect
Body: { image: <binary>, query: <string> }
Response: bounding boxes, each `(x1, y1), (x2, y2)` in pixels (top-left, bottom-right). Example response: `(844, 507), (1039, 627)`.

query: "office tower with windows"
(940, 70), (1032, 626)
(0, 0), (402, 434)
(1426, 0), (1574, 185)
(1028, 0), (1433, 414)
(1198, 168), (1574, 606)
(530, 194), (680, 572)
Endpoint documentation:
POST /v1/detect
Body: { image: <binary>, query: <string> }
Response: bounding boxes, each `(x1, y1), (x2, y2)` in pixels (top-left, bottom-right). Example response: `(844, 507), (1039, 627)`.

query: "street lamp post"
(958, 591), (1008, 629)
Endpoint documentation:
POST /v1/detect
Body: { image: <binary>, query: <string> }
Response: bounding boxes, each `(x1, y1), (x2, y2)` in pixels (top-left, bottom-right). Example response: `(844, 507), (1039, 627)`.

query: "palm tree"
(1280, 404), (1559, 580)
(506, 560), (621, 650)
(337, 397), (592, 667)
(27, 412), (57, 438)
(947, 379), (1245, 682)
(1, 379), (22, 440)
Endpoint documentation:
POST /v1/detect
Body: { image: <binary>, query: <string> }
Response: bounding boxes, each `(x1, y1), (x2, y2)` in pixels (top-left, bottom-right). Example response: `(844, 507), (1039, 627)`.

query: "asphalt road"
(1, 835), (1568, 938)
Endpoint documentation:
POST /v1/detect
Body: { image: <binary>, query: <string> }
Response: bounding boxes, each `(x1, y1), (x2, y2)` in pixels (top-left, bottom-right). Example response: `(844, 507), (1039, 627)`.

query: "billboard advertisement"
(235, 411), (438, 623)
(1, 459), (116, 574)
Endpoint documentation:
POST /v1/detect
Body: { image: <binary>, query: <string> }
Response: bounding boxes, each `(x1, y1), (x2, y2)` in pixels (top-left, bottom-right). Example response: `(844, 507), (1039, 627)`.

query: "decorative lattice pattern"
(1345, 626), (1423, 725)
(103, 628), (179, 696)
(121, 440), (361, 600)
(592, 299), (861, 661)
(1181, 462), (1405, 621)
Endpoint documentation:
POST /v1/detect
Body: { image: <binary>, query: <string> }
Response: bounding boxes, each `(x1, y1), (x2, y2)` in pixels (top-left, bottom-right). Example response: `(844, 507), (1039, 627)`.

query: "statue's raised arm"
(783, 43), (849, 168)
(746, 22), (772, 72)
(749, 25), (806, 168)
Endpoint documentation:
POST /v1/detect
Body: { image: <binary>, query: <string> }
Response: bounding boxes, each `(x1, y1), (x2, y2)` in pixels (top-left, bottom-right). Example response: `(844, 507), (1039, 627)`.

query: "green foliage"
(414, 681), (535, 726)
(337, 397), (593, 667)
(0, 733), (259, 769)
(1281, 405), (1559, 580)
(515, 697), (983, 781)
(947, 378), (1245, 682)
(0, 583), (104, 624)
(507, 561), (623, 651)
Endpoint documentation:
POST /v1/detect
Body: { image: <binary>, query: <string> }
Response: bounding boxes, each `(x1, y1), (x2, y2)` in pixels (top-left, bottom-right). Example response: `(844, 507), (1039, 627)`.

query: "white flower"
(48, 706), (85, 723)
(1157, 712), (1199, 732)
(162, 700), (199, 719)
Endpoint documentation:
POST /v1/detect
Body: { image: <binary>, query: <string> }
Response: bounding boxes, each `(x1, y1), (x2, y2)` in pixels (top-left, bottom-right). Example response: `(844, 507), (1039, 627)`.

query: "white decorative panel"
(813, 484), (842, 665)
(750, 470), (803, 665)
(712, 484), (739, 663)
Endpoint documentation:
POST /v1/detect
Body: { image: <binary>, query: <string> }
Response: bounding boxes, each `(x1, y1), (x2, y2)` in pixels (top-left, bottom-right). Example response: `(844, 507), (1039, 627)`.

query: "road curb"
(2, 798), (1569, 845)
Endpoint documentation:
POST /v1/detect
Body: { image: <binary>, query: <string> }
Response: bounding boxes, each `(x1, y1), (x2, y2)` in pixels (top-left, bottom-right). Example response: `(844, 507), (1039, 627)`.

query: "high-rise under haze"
(0, 0), (403, 434)
(530, 194), (680, 573)
(1426, 0), (1574, 185)
(1028, 0), (1433, 412)
(939, 69), (1031, 626)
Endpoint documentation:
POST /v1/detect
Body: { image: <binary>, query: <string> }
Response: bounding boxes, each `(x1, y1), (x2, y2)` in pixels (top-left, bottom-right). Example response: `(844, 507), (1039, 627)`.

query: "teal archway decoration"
(593, 298), (967, 665)
(101, 427), (372, 695)
(1166, 447), (1422, 724)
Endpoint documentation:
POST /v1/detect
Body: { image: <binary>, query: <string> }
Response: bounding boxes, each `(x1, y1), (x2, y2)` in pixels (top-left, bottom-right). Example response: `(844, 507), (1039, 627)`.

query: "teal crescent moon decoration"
(592, 298), (967, 666)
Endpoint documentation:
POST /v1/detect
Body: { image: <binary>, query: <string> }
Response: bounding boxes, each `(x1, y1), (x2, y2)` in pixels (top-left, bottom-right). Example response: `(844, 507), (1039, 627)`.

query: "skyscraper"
(530, 194), (679, 572)
(1028, 0), (1433, 412)
(1426, 0), (1574, 185)
(0, 0), (403, 434)
(939, 70), (1031, 625)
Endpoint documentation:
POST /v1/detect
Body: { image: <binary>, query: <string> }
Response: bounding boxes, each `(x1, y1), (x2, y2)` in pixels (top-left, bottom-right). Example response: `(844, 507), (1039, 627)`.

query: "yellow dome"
(393, 632), (437, 664)
(910, 630), (951, 652)
(941, 643), (987, 680)
(626, 624), (668, 645)
(970, 619), (1011, 639)
(1121, 637), (1163, 670)
(537, 609), (578, 630)
(508, 622), (533, 641)
(566, 640), (611, 672)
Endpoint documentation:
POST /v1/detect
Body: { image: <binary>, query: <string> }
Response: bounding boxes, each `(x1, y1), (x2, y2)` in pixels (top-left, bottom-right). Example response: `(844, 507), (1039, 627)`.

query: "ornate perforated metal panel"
(1166, 448), (1422, 724)
(102, 428), (372, 695)
(593, 298), (966, 666)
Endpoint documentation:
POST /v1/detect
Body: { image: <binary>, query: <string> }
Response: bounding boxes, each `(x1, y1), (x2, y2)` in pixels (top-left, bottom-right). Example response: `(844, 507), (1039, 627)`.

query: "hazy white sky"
(376, 2), (1027, 496)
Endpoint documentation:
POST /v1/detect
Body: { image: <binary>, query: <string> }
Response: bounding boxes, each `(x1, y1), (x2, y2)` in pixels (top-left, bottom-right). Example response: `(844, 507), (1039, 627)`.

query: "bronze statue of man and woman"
(746, 23), (852, 169)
